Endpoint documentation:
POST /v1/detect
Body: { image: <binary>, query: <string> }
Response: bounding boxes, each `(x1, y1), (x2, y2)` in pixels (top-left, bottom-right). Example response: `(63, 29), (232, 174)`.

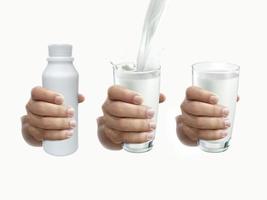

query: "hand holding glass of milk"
(112, 62), (161, 153)
(109, 0), (166, 153)
(192, 62), (240, 153)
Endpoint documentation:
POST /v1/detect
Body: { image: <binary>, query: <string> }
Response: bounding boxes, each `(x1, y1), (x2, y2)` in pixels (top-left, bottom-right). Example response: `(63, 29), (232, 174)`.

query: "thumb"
(78, 94), (85, 103)
(159, 93), (166, 103)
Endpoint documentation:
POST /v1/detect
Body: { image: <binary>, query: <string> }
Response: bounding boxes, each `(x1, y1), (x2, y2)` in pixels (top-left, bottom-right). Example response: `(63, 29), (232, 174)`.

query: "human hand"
(97, 85), (166, 150)
(21, 86), (85, 146)
(176, 86), (239, 146)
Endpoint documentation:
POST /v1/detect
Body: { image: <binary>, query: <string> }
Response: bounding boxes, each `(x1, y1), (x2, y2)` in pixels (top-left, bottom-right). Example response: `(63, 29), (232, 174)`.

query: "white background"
(0, 0), (266, 199)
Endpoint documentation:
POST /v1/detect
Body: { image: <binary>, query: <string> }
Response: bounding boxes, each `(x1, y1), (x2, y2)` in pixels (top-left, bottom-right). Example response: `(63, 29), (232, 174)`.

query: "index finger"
(180, 100), (228, 117)
(186, 86), (218, 104)
(108, 85), (143, 105)
(31, 86), (64, 105)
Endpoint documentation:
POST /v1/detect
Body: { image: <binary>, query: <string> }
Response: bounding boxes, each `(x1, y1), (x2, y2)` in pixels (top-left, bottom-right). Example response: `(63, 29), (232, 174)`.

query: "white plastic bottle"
(42, 44), (79, 156)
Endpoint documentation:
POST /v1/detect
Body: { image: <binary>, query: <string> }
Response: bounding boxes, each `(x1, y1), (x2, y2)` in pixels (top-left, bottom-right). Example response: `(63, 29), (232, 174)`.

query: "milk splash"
(136, 0), (167, 71)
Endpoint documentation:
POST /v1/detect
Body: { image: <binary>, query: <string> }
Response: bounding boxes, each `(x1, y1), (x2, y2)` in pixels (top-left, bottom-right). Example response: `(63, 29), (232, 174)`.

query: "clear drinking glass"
(192, 62), (240, 153)
(113, 62), (161, 153)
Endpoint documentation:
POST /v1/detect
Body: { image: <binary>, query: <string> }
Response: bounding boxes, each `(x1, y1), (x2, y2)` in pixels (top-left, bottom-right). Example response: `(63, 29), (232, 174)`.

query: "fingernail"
(69, 119), (77, 128)
(146, 109), (155, 119)
(149, 121), (157, 130)
(224, 119), (231, 128)
(222, 108), (230, 117)
(210, 95), (219, 104)
(66, 130), (74, 138)
(55, 95), (64, 104)
(67, 107), (75, 117)
(221, 131), (228, 137)
(133, 95), (143, 104)
(146, 132), (155, 141)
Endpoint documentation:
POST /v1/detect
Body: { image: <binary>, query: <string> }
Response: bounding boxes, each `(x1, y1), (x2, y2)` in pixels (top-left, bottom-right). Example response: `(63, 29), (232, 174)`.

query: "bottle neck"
(47, 57), (74, 63)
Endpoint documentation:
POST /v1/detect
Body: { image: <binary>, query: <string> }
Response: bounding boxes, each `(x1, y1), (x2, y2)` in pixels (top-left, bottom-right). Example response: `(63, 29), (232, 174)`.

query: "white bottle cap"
(48, 44), (72, 57)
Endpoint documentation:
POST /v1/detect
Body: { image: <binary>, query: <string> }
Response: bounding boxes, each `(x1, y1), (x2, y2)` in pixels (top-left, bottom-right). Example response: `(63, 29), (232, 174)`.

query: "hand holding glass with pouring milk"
(99, 0), (168, 153)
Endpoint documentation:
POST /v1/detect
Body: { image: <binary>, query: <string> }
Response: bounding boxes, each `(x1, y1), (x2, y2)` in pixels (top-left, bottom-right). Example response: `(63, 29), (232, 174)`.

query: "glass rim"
(192, 61), (240, 74)
(111, 61), (161, 74)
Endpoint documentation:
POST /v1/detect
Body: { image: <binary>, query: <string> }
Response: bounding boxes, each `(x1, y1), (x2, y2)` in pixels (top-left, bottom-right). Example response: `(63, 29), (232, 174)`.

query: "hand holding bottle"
(21, 87), (85, 146)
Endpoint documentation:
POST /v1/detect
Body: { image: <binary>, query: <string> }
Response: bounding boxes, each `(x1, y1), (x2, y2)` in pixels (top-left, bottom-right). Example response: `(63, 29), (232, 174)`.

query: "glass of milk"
(113, 62), (161, 153)
(192, 62), (240, 153)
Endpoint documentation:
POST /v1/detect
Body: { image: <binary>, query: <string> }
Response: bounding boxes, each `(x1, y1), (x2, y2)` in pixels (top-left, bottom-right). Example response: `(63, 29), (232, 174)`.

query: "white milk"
(42, 44), (79, 156)
(136, 0), (167, 71)
(193, 70), (239, 152)
(113, 63), (161, 153)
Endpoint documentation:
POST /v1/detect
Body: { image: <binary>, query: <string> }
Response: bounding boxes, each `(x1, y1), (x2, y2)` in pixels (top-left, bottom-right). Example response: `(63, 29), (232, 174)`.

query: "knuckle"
(220, 118), (226, 128)
(195, 117), (203, 128)
(21, 115), (28, 124)
(22, 122), (30, 134)
(176, 115), (182, 124)
(140, 119), (150, 131)
(29, 126), (43, 141)
(176, 122), (181, 133)
(187, 127), (198, 141)
(55, 106), (64, 116)
(113, 137), (123, 144)
(58, 131), (67, 140)
(177, 124), (182, 135)
(103, 126), (110, 135)
(38, 104), (47, 114)
(101, 103), (106, 112)
(25, 102), (30, 111)
(190, 102), (199, 114)
(102, 99), (111, 113)
(212, 105), (220, 116)
(26, 112), (32, 122)
(117, 118), (126, 129)
(105, 116), (115, 129)
(211, 106), (217, 115)
(195, 129), (201, 138)
(63, 119), (70, 128)
(43, 130), (63, 140)
(40, 117), (50, 128)
(112, 133), (123, 144)
(97, 116), (104, 126)
(197, 129), (205, 137)
(180, 101), (185, 111)
(102, 115), (107, 124)
(181, 124), (191, 138)
(42, 131), (49, 139)
(31, 86), (41, 97)
(107, 86), (116, 97)
(137, 107), (146, 117)
(176, 124), (183, 139)
(27, 125), (34, 134)
(214, 131), (222, 139)
(177, 123), (184, 134)
(186, 87), (194, 98)
(212, 118), (222, 129)
(104, 127), (122, 144)
(179, 123), (185, 134)
(136, 133), (148, 143)
(146, 119), (151, 130)
(112, 102), (123, 114)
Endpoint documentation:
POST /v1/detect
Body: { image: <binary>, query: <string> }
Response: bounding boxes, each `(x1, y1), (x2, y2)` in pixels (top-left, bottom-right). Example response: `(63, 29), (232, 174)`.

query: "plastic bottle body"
(42, 58), (79, 156)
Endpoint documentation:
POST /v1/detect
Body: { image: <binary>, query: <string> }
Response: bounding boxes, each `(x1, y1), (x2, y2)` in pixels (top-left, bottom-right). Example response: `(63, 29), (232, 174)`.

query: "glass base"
(123, 141), (153, 153)
(199, 139), (230, 153)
